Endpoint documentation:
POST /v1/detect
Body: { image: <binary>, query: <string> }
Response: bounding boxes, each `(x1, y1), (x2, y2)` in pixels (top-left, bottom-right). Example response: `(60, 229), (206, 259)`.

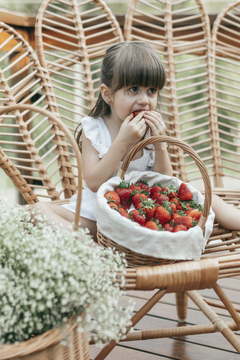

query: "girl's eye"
(129, 86), (139, 93)
(148, 88), (157, 95)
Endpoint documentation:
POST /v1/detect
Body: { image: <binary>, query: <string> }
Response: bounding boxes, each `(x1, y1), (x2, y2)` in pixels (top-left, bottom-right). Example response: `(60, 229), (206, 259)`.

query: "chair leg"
(175, 292), (188, 322)
(93, 288), (167, 360)
(187, 290), (240, 353)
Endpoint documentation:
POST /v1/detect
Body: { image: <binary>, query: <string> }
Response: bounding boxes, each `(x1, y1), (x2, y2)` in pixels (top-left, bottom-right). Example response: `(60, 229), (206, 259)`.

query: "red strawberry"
(130, 184), (142, 193)
(117, 207), (130, 219)
(133, 111), (139, 117)
(154, 206), (171, 225)
(104, 191), (120, 206)
(160, 186), (169, 194)
(168, 191), (178, 200)
(188, 209), (202, 221)
(184, 209), (193, 215)
(168, 202), (177, 213)
(129, 209), (146, 226)
(137, 199), (156, 221)
(152, 193), (169, 205)
(174, 215), (193, 230)
(144, 221), (159, 231)
(132, 193), (149, 209)
(115, 181), (132, 209)
(121, 200), (132, 210)
(163, 223), (173, 232)
(115, 181), (132, 202)
(173, 224), (187, 232)
(178, 183), (193, 201)
(171, 212), (180, 221)
(170, 197), (183, 211)
(150, 185), (162, 198)
(108, 201), (119, 210)
(136, 179), (151, 193)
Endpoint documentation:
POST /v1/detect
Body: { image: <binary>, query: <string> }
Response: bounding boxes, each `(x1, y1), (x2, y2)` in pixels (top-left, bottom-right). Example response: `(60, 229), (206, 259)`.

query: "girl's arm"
(82, 113), (147, 192)
(144, 111), (173, 176)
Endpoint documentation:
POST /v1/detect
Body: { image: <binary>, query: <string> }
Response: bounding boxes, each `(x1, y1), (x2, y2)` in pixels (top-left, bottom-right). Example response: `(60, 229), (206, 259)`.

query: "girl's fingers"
(131, 111), (145, 123)
(145, 118), (165, 136)
(144, 112), (164, 125)
(146, 112), (165, 127)
(124, 111), (145, 125)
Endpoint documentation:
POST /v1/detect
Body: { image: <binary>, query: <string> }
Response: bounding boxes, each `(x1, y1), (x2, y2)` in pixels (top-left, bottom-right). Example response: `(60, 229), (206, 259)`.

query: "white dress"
(62, 116), (155, 221)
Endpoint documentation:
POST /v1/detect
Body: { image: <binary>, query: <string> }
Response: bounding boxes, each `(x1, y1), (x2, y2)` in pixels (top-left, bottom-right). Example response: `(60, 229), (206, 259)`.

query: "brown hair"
(90, 41), (166, 118)
(76, 41), (166, 149)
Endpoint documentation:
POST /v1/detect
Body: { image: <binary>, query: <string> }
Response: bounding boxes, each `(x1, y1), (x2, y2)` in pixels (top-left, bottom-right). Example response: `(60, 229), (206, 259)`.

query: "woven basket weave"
(0, 321), (89, 360)
(97, 136), (212, 268)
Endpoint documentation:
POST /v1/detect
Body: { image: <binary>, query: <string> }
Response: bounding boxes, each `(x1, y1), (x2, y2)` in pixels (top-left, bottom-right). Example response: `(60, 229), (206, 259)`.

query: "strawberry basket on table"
(95, 136), (215, 268)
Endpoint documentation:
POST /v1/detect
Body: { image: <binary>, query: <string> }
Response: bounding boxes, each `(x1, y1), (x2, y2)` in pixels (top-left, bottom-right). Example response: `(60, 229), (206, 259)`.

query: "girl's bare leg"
(29, 202), (97, 241)
(212, 194), (240, 230)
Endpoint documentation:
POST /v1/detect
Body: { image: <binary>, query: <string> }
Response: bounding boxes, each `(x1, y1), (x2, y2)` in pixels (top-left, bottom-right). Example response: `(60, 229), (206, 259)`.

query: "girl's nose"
(137, 91), (149, 105)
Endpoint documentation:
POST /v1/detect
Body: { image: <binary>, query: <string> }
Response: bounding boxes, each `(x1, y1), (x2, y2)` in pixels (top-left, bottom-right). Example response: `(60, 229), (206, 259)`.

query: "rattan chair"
(35, 0), (123, 132)
(1, 0), (240, 359)
(0, 0), (122, 204)
(124, 0), (240, 207)
(211, 0), (240, 204)
(0, 22), (77, 203)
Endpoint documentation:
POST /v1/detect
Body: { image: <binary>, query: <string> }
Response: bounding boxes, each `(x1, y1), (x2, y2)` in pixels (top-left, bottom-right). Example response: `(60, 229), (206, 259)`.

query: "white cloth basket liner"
(95, 171), (215, 261)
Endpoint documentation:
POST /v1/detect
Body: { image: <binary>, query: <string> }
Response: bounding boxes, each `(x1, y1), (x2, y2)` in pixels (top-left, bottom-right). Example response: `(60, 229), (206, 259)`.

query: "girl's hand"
(115, 111), (147, 148)
(144, 111), (167, 150)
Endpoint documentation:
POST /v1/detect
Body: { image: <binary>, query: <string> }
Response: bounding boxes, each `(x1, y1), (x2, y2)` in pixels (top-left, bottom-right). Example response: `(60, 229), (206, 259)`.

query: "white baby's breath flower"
(0, 193), (134, 344)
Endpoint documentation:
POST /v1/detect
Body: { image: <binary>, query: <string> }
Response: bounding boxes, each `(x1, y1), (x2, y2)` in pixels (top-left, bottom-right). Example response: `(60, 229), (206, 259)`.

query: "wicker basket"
(97, 135), (212, 268)
(0, 320), (89, 360)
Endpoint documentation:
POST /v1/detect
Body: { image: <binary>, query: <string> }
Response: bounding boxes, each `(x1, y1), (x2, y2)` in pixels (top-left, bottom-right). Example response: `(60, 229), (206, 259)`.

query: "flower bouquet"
(0, 194), (133, 359)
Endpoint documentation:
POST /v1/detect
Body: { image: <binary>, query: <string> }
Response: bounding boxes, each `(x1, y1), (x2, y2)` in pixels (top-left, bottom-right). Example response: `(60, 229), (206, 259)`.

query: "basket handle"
(117, 135), (212, 232)
(0, 104), (82, 231)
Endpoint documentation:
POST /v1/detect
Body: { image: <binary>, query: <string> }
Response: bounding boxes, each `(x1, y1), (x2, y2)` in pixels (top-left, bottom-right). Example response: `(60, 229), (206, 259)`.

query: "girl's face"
(110, 85), (158, 123)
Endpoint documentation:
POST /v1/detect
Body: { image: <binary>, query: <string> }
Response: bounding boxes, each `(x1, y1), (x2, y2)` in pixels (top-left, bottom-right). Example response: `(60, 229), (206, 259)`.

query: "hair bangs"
(112, 43), (166, 92)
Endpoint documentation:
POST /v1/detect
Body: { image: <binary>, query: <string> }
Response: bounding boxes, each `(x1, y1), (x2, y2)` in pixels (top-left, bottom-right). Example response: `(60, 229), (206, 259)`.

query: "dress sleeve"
(81, 116), (111, 158)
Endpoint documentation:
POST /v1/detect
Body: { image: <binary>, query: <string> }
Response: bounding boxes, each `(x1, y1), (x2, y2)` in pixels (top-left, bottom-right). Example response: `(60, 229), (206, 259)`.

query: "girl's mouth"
(133, 110), (145, 117)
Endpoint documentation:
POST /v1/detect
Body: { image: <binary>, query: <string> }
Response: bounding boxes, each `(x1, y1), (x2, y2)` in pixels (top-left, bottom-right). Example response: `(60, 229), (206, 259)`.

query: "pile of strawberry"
(104, 180), (202, 232)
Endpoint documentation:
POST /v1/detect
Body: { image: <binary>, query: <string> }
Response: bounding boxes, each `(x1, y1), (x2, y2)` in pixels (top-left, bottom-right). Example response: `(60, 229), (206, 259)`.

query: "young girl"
(31, 41), (240, 239)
